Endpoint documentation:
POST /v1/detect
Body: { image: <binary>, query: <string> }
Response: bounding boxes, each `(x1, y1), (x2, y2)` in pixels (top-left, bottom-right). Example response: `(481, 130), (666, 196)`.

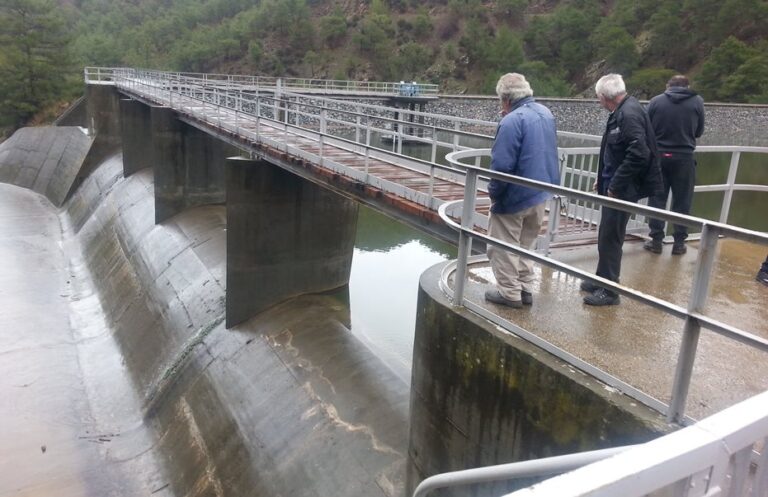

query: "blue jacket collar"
(510, 96), (534, 112)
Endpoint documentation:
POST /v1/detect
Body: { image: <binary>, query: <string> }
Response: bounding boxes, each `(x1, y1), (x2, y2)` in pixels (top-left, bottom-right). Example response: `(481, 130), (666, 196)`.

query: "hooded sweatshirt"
(647, 87), (705, 155)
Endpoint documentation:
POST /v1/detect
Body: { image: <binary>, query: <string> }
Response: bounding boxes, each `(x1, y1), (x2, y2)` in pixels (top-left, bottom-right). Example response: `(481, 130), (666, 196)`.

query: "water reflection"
(342, 207), (456, 380)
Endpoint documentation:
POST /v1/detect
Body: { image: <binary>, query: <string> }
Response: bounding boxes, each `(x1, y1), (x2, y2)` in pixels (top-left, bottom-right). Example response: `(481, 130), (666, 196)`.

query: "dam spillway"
(0, 149), (411, 496)
(7, 74), (762, 496)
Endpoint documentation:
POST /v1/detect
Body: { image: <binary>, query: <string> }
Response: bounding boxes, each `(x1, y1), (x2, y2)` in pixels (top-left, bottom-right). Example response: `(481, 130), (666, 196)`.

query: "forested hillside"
(1, 0), (766, 131)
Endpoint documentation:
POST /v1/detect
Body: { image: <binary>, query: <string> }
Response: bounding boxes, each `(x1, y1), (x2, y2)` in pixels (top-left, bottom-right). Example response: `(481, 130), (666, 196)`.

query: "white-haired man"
(484, 73), (560, 308)
(581, 74), (662, 306)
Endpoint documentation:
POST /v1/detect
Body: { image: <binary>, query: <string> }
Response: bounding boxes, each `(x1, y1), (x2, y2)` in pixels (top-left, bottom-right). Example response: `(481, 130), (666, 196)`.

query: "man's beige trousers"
(487, 202), (546, 301)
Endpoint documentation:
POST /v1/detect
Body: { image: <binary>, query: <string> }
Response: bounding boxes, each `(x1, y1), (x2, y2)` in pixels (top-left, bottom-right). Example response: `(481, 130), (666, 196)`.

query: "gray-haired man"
(581, 74), (663, 306)
(484, 73), (560, 308)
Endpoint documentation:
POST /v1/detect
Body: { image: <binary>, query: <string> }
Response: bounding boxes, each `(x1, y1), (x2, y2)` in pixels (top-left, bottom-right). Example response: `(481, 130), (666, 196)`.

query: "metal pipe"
(669, 223), (718, 423)
(453, 169), (478, 305)
(412, 445), (634, 497)
(720, 151), (741, 224)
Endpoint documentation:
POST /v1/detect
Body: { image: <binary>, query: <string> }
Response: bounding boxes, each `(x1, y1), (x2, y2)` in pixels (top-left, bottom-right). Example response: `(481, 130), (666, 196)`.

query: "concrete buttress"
(150, 106), (234, 223)
(225, 157), (359, 328)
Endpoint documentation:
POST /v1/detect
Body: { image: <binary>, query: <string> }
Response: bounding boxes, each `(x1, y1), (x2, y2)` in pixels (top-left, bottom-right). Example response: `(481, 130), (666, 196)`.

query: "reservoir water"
(331, 131), (766, 381)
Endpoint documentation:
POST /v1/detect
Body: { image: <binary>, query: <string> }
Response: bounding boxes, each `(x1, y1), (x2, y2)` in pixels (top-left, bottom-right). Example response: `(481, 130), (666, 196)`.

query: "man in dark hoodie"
(644, 75), (705, 255)
(581, 74), (662, 306)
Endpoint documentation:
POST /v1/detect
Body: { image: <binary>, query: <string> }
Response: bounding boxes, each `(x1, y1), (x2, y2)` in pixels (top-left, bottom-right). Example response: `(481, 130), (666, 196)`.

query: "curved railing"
(442, 148), (768, 424)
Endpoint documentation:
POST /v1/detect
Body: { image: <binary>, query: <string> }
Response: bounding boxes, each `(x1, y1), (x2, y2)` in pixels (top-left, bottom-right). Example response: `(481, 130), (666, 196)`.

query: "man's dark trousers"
(648, 153), (696, 243)
(596, 206), (631, 295)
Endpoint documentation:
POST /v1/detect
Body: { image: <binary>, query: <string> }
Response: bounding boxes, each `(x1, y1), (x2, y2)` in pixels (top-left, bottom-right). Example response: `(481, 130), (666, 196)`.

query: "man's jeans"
(487, 203), (546, 301)
(648, 153), (696, 243)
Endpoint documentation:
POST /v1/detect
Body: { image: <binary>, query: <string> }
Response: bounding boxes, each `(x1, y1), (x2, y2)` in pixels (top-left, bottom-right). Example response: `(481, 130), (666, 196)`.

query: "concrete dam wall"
(0, 87), (672, 496)
(0, 148), (410, 495)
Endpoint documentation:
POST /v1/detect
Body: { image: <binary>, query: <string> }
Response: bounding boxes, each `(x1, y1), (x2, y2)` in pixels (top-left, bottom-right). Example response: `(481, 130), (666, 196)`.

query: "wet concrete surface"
(0, 183), (161, 496)
(1, 152), (410, 496)
(453, 238), (768, 421)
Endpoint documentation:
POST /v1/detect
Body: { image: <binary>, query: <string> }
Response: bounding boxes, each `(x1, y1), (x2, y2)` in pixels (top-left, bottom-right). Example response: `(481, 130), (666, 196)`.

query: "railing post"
(668, 223), (720, 423)
(320, 107), (327, 135)
(355, 105), (361, 144)
(256, 95), (261, 136)
(453, 168), (478, 306)
(364, 119), (371, 175)
(428, 165), (435, 207)
(453, 121), (460, 151)
(543, 196), (561, 256)
(719, 151), (741, 224)
(431, 125), (438, 163)
(319, 108), (328, 161)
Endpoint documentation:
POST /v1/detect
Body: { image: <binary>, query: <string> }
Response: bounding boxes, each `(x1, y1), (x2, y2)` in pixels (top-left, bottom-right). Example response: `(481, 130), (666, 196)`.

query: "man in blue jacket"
(485, 73), (560, 308)
(581, 74), (663, 306)
(644, 75), (705, 255)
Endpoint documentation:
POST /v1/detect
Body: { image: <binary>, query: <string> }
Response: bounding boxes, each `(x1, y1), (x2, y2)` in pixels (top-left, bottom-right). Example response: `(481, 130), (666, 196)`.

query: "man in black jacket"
(644, 75), (705, 255)
(581, 74), (663, 306)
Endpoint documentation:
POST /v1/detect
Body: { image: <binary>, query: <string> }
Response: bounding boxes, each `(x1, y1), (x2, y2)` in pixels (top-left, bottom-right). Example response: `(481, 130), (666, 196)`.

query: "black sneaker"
(643, 239), (662, 254)
(485, 289), (523, 309)
(580, 280), (598, 292)
(758, 270), (768, 287)
(521, 291), (533, 305)
(583, 288), (620, 306)
(671, 242), (687, 255)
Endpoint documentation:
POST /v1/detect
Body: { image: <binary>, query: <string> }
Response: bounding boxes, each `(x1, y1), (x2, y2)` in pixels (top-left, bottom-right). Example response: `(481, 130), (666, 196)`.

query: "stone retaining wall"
(430, 96), (768, 146)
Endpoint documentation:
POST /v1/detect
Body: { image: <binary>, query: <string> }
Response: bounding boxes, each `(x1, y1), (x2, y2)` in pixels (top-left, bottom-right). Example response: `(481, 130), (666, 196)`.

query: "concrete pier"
(225, 157), (359, 327)
(407, 263), (670, 497)
(150, 107), (235, 223)
(119, 98), (153, 177)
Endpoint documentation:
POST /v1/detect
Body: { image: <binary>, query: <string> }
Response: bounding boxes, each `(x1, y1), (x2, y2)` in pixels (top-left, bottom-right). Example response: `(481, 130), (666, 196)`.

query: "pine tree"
(0, 0), (73, 127)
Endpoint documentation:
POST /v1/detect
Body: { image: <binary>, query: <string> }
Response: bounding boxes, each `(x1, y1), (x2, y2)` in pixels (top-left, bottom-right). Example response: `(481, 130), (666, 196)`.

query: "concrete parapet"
(0, 126), (92, 206)
(225, 157), (359, 327)
(407, 262), (671, 496)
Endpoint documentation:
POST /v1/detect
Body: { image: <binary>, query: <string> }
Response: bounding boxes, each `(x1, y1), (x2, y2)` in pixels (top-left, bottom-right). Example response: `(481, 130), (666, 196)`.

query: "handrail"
(415, 389), (768, 497)
(504, 389), (768, 497)
(443, 148), (768, 423)
(83, 66), (440, 95)
(84, 68), (765, 236)
(412, 445), (635, 497)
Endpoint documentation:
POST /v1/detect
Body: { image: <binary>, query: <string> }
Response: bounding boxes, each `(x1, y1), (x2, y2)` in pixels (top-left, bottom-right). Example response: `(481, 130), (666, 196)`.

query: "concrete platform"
(450, 238), (768, 421)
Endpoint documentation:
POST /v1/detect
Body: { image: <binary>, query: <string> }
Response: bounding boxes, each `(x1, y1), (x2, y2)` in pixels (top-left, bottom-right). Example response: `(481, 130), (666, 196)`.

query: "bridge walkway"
(114, 74), (499, 237)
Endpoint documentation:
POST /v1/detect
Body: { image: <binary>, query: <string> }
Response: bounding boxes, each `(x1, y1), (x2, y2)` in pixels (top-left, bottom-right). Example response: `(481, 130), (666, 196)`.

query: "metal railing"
(412, 445), (635, 497)
(83, 67), (498, 230)
(557, 146), (768, 241)
(504, 388), (768, 497)
(443, 148), (768, 424)
(84, 66), (439, 96)
(84, 67), (765, 248)
(413, 389), (768, 497)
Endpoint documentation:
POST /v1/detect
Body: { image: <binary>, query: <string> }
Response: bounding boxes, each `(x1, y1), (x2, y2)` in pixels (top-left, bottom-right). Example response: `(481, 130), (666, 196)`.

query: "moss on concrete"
(407, 262), (673, 497)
